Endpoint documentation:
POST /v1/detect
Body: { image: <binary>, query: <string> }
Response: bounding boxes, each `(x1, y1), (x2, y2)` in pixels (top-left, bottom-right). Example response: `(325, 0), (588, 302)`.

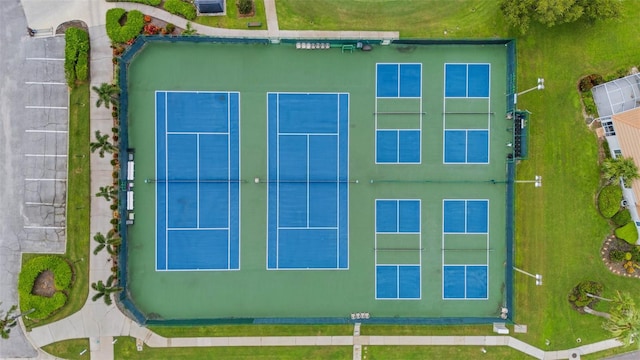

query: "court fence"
(115, 35), (518, 326)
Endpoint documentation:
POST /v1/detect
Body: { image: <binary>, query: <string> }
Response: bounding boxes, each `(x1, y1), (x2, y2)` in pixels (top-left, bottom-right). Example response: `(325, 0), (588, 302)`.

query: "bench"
(247, 22), (262, 28)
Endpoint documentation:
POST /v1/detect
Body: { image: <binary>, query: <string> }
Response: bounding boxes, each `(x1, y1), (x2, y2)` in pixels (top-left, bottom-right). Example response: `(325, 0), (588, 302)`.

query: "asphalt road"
(0, 1), (68, 357)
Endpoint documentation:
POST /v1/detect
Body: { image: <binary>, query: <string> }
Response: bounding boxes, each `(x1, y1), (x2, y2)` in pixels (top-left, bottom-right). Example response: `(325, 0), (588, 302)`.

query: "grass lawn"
(366, 345), (536, 360)
(148, 324), (353, 337)
(41, 338), (89, 360)
(23, 83), (91, 330)
(195, 0), (267, 30)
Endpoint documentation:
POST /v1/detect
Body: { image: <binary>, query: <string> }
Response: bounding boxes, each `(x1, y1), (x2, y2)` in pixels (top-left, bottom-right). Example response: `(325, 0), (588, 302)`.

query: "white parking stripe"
(25, 81), (66, 85)
(25, 178), (67, 181)
(25, 57), (64, 61)
(24, 226), (65, 229)
(25, 129), (68, 133)
(25, 154), (67, 157)
(25, 106), (67, 109)
(25, 202), (64, 206)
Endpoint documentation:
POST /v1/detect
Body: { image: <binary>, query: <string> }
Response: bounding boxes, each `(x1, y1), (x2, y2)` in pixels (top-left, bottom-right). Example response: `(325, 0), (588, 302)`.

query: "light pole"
(513, 266), (543, 286)
(515, 175), (542, 187)
(514, 78), (544, 105)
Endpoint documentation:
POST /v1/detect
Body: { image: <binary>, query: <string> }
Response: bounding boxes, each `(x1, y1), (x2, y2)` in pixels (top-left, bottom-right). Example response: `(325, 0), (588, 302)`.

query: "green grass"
(23, 83), (91, 329)
(366, 346), (536, 360)
(362, 325), (494, 336)
(194, 0), (267, 30)
(41, 338), (90, 360)
(149, 324), (353, 337)
(114, 336), (352, 359)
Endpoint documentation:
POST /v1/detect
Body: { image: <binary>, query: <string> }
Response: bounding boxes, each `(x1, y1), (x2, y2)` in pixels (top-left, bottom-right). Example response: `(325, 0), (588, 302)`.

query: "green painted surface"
(125, 41), (510, 320)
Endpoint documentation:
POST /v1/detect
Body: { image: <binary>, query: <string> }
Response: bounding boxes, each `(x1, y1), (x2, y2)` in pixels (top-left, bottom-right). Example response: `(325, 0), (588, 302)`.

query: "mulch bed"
(600, 235), (640, 279)
(32, 270), (57, 297)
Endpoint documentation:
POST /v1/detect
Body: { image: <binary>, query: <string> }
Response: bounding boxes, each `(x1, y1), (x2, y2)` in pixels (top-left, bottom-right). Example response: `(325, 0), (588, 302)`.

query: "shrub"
(609, 249), (626, 262)
(568, 281), (603, 308)
(165, 23), (175, 34)
(597, 185), (622, 218)
(579, 74), (604, 92)
(582, 91), (598, 117)
(238, 0), (254, 15)
(163, 0), (197, 20)
(106, 8), (145, 44)
(612, 209), (632, 227)
(64, 28), (90, 87)
(615, 222), (639, 244)
(18, 256), (73, 320)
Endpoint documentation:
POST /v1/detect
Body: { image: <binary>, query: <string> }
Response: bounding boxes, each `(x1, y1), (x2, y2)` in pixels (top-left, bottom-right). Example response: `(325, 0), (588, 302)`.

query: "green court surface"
(123, 39), (512, 322)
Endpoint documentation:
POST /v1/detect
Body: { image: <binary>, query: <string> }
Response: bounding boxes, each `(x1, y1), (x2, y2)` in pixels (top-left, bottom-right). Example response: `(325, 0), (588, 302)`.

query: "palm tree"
(602, 156), (640, 186)
(90, 130), (116, 158)
(96, 185), (118, 202)
(182, 22), (197, 36)
(92, 83), (119, 109)
(91, 275), (123, 306)
(0, 303), (18, 340)
(93, 230), (122, 255)
(584, 291), (640, 347)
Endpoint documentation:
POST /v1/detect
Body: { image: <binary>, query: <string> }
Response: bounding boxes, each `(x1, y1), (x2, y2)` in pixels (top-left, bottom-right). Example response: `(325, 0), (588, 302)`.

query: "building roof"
(195, 0), (224, 13)
(592, 73), (640, 118)
(611, 107), (640, 212)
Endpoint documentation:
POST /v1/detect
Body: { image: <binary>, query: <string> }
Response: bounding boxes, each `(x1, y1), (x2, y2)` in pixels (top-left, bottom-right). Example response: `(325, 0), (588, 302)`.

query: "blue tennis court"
(443, 129), (489, 164)
(442, 199), (489, 299)
(155, 91), (240, 271)
(376, 63), (422, 98)
(445, 63), (490, 98)
(375, 199), (422, 299)
(267, 93), (349, 269)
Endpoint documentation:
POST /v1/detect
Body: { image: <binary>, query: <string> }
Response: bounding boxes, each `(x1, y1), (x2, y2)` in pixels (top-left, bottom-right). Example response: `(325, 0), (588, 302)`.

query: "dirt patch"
(56, 20), (88, 35)
(32, 270), (57, 297)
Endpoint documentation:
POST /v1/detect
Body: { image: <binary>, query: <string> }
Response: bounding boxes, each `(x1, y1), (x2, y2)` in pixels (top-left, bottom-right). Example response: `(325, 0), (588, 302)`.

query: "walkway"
(11, 1), (632, 360)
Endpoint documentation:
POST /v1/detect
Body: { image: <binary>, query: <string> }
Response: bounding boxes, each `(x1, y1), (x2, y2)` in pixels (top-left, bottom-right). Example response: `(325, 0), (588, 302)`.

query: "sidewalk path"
(13, 1), (628, 360)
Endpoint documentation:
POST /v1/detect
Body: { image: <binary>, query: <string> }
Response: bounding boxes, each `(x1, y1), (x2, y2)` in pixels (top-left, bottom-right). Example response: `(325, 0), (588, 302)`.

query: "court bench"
(247, 22), (262, 28)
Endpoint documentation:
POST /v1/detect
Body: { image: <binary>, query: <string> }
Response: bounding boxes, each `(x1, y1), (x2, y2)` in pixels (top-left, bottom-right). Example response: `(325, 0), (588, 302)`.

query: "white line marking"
(25, 106), (67, 110)
(25, 81), (66, 85)
(25, 178), (66, 181)
(25, 129), (67, 133)
(24, 226), (65, 229)
(26, 57), (64, 61)
(25, 154), (67, 157)
(25, 202), (63, 206)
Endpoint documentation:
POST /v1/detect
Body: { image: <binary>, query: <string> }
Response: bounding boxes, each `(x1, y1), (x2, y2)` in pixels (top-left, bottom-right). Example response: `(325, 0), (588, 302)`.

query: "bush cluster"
(615, 222), (639, 244)
(579, 74), (604, 92)
(64, 28), (90, 87)
(612, 209), (632, 227)
(106, 8), (145, 44)
(568, 280), (603, 308)
(18, 256), (73, 320)
(238, 0), (254, 14)
(106, 0), (162, 5)
(597, 185), (622, 218)
(164, 0), (197, 20)
(609, 249), (626, 262)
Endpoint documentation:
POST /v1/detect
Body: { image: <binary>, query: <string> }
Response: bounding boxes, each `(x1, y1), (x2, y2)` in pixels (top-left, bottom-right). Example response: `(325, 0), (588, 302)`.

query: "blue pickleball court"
(445, 63), (490, 98)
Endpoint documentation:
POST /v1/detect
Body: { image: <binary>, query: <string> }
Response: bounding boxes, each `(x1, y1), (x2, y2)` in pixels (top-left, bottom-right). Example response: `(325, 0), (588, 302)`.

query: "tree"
(602, 156), (640, 186)
(92, 83), (119, 109)
(90, 130), (116, 158)
(584, 291), (640, 348)
(0, 303), (18, 340)
(182, 22), (197, 36)
(93, 230), (122, 255)
(96, 185), (118, 202)
(91, 275), (123, 306)
(500, 0), (622, 34)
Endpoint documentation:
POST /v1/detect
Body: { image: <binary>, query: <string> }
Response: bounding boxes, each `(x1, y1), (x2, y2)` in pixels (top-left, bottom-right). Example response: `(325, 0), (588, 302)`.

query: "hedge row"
(164, 0), (197, 20)
(615, 222), (639, 245)
(18, 256), (73, 319)
(597, 185), (622, 219)
(612, 209), (632, 227)
(106, 8), (145, 44)
(106, 0), (162, 5)
(64, 28), (89, 87)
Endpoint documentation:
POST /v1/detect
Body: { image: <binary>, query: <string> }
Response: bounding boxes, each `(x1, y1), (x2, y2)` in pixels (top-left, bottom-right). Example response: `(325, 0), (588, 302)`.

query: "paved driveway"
(0, 1), (68, 357)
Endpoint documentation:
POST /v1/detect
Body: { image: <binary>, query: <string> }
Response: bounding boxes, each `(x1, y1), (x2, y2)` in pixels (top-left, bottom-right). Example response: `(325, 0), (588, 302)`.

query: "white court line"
(196, 134), (200, 229)
(25, 154), (67, 157)
(26, 57), (64, 61)
(25, 129), (67, 133)
(25, 202), (63, 206)
(25, 106), (67, 110)
(24, 226), (65, 229)
(25, 81), (66, 85)
(25, 178), (66, 181)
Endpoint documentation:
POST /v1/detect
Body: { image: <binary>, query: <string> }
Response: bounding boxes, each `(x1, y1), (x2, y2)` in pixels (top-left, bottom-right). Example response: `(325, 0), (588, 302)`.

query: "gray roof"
(592, 73), (640, 118)
(195, 0), (224, 13)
